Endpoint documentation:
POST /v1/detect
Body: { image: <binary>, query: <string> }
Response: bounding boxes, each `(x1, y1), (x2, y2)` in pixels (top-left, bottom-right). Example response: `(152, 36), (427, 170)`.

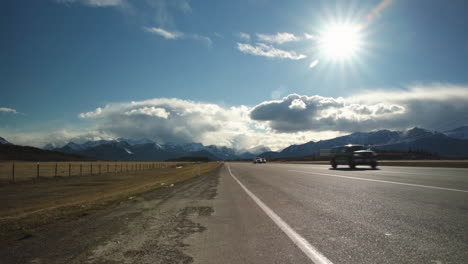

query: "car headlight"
(353, 153), (361, 157)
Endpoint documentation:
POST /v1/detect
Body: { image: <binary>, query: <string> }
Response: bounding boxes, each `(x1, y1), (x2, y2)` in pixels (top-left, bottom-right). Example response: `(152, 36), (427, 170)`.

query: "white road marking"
(289, 170), (468, 193)
(227, 164), (333, 264)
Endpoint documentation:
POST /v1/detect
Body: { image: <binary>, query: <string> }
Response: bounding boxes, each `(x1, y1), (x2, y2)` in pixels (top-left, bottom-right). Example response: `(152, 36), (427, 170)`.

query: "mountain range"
(261, 126), (468, 158)
(46, 138), (271, 161)
(0, 137), (91, 161)
(2, 126), (468, 161)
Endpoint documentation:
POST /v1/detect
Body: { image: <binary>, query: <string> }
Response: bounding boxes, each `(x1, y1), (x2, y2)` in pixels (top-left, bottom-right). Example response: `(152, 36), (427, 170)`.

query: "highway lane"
(190, 163), (468, 264)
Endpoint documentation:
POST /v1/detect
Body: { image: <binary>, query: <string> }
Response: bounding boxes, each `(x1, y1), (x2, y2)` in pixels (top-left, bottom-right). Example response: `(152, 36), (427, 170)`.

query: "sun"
(318, 23), (362, 60)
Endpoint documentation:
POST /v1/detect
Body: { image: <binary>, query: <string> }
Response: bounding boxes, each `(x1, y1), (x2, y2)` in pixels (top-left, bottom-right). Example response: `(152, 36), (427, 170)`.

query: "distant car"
(262, 158), (267, 163)
(330, 145), (377, 169)
(253, 157), (264, 164)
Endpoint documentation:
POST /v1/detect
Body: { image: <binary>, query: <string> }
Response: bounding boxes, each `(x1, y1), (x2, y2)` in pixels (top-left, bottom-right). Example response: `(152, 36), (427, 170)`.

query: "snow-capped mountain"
(444, 126), (468, 140)
(116, 138), (155, 146)
(245, 145), (272, 155)
(0, 137), (11, 145)
(43, 143), (58, 150)
(44, 126), (468, 161)
(50, 139), (241, 161)
(260, 127), (468, 158)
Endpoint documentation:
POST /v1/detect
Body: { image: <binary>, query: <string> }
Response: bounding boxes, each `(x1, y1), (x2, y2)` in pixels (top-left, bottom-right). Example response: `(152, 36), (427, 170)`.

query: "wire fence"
(0, 161), (193, 184)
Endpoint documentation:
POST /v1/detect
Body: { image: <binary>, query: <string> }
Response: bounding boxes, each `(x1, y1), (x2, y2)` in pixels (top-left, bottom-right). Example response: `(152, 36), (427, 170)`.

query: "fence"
(0, 161), (192, 183)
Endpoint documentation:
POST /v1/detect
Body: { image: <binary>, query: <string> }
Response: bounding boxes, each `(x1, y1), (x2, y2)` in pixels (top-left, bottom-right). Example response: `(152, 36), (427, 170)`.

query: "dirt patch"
(0, 166), (222, 264)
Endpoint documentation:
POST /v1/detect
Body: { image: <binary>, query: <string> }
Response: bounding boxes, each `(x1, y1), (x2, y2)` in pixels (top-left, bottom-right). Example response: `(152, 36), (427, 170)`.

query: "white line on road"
(289, 170), (468, 193)
(227, 164), (333, 264)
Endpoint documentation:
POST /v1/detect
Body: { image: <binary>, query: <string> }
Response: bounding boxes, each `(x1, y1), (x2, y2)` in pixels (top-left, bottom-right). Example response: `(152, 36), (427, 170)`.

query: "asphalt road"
(2, 163), (467, 264)
(190, 163), (468, 264)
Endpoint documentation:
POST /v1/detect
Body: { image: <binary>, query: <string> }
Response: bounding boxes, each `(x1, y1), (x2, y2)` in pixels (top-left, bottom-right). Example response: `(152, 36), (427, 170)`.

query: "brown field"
(0, 162), (221, 240)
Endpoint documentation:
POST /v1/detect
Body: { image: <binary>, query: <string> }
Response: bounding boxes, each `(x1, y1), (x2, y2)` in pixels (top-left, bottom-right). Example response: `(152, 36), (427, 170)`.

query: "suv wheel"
(331, 160), (337, 169)
(348, 159), (356, 169)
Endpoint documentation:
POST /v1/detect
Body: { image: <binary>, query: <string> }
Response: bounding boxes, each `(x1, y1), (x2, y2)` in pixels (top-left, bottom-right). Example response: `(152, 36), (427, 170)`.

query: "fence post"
(55, 163), (58, 177)
(107, 163), (109, 173)
(12, 162), (15, 183)
(69, 163), (71, 177)
(37, 162), (40, 179)
(198, 163), (201, 176)
(90, 163), (93, 175)
(80, 164), (82, 176)
(99, 164), (101, 175)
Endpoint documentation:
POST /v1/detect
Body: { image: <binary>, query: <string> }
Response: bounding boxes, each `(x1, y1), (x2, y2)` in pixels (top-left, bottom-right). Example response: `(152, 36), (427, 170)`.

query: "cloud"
(256, 32), (301, 44)
(57, 0), (209, 46)
(6, 84), (467, 151)
(144, 27), (183, 39)
(71, 98), (344, 151)
(2, 130), (114, 149)
(78, 98), (251, 146)
(0, 107), (18, 114)
(145, 27), (212, 46)
(125, 106), (170, 119)
(304, 33), (317, 40)
(237, 43), (307, 60)
(79, 107), (102, 118)
(288, 99), (307, 110)
(56, 0), (128, 8)
(309, 59), (319, 68)
(250, 85), (468, 133)
(175, 0), (192, 13)
(238, 32), (251, 41)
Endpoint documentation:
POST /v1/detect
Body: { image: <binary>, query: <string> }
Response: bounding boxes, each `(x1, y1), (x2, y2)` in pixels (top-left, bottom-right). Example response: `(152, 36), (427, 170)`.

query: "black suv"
(330, 145), (377, 169)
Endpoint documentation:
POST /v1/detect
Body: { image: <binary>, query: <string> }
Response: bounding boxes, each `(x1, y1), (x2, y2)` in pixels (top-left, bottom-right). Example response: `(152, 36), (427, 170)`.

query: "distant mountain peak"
(444, 125), (468, 140)
(0, 136), (11, 145)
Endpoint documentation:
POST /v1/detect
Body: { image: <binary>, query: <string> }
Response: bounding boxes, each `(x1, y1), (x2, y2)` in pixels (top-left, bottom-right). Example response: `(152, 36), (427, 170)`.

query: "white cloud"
(56, 0), (127, 7)
(304, 33), (317, 40)
(288, 99), (307, 110)
(0, 107), (18, 114)
(125, 107), (169, 119)
(1, 129), (114, 149)
(256, 32), (300, 44)
(309, 59), (319, 68)
(6, 84), (468, 151)
(144, 27), (183, 39)
(145, 27), (212, 47)
(238, 32), (251, 41)
(250, 85), (468, 133)
(237, 43), (307, 60)
(79, 107), (102, 118)
(190, 34), (213, 47)
(78, 98), (252, 146)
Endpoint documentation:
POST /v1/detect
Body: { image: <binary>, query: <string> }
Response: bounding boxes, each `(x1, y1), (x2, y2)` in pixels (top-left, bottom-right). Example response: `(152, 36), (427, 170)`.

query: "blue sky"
(1, 0), (468, 149)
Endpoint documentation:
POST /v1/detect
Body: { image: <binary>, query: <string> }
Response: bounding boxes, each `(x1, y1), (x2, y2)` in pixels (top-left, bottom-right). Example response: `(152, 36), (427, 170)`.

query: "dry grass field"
(0, 161), (188, 184)
(0, 162), (221, 240)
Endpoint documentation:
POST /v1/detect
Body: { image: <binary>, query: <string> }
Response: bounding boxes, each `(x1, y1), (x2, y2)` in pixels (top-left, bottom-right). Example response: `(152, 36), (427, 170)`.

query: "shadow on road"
(329, 168), (380, 171)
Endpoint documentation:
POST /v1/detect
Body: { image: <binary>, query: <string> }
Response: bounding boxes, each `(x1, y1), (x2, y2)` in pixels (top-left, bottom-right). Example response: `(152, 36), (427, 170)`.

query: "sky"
(1, 0), (468, 150)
